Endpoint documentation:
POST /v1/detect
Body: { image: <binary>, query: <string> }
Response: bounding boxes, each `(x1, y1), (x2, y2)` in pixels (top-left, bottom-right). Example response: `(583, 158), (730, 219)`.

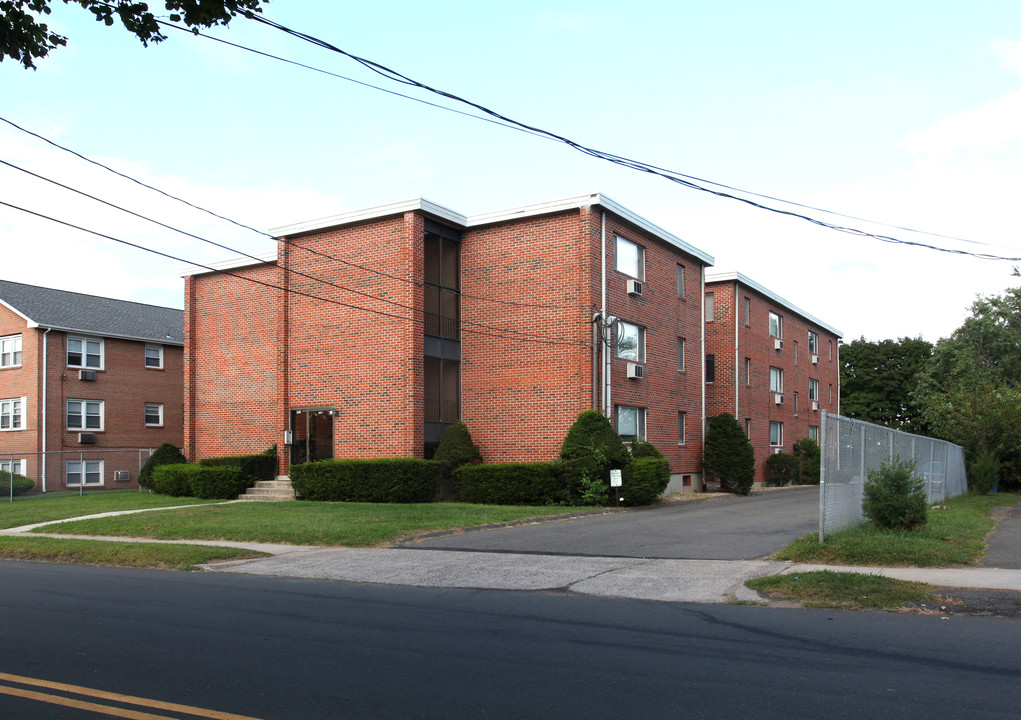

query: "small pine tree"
(433, 421), (483, 475)
(968, 448), (1000, 495)
(794, 437), (821, 485)
(703, 413), (755, 495)
(862, 458), (928, 530)
(629, 439), (665, 459)
(138, 443), (187, 489)
(560, 409), (631, 505)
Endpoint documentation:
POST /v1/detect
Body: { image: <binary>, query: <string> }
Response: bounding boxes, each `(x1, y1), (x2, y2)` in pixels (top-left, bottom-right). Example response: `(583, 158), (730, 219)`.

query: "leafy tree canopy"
(840, 336), (933, 434)
(1, 0), (268, 69)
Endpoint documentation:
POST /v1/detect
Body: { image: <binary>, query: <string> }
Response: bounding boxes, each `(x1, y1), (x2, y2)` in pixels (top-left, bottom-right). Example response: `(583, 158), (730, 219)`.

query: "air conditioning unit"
(79, 370), (96, 381)
(114, 471), (131, 483)
(78, 433), (96, 444)
(812, 401), (820, 411)
(811, 354), (820, 364)
(626, 279), (643, 297)
(626, 363), (644, 379)
(774, 338), (784, 351)
(774, 393), (784, 405)
(772, 447), (783, 455)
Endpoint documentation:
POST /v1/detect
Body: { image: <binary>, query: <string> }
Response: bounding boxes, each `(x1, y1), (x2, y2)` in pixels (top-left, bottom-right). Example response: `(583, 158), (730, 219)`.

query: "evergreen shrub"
(765, 453), (799, 487)
(151, 463), (197, 497)
(432, 421), (483, 500)
(1, 471), (34, 496)
(620, 457), (670, 506)
(454, 462), (565, 505)
(795, 438), (821, 485)
(703, 413), (755, 495)
(559, 410), (631, 505)
(290, 459), (441, 502)
(188, 466), (247, 499)
(969, 448), (1000, 495)
(862, 458), (928, 531)
(199, 448), (276, 484)
(139, 443), (187, 490)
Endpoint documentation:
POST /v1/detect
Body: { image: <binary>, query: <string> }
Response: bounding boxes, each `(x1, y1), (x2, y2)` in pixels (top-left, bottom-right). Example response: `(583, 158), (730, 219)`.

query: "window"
(808, 379), (819, 402)
(677, 338), (686, 371)
(793, 391), (799, 416)
(808, 332), (819, 355)
(743, 297), (750, 325)
(705, 292), (715, 321)
(678, 412), (686, 445)
(616, 322), (645, 362)
(676, 264), (685, 297)
(829, 340), (834, 361)
(829, 384), (833, 403)
(744, 358), (751, 386)
(705, 354), (715, 383)
(615, 235), (644, 280)
(745, 418), (752, 438)
(808, 426), (819, 442)
(770, 421), (783, 447)
(67, 336), (103, 369)
(769, 367), (783, 393)
(768, 312), (783, 338)
(617, 405), (646, 440)
(66, 459), (103, 487)
(144, 403), (164, 427)
(145, 345), (164, 369)
(0, 398), (24, 430)
(0, 459), (23, 475)
(67, 399), (103, 431)
(0, 335), (22, 367)
(793, 341), (799, 365)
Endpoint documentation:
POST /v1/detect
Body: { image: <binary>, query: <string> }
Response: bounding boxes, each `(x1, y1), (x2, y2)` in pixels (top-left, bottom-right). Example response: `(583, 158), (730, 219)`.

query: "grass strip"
(746, 570), (937, 610)
(0, 536), (266, 571)
(33, 501), (597, 546)
(775, 492), (1018, 567)
(0, 491), (219, 529)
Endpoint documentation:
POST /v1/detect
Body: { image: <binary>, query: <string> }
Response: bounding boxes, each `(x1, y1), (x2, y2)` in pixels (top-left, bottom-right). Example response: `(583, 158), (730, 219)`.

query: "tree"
(138, 442), (187, 489)
(1, 0), (269, 69)
(840, 336), (933, 434)
(703, 413), (755, 495)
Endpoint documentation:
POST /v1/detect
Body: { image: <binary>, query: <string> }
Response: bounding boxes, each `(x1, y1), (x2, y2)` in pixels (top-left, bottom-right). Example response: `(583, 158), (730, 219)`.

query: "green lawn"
(32, 501), (597, 546)
(0, 536), (266, 570)
(746, 570), (937, 610)
(0, 491), (220, 529)
(775, 492), (1018, 567)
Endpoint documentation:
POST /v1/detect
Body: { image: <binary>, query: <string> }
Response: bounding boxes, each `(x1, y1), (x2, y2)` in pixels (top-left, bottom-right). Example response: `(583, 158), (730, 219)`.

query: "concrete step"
(238, 479), (296, 502)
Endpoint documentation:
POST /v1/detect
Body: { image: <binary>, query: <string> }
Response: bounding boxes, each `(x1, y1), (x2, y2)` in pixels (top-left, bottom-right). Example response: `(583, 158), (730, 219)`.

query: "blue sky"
(2, 1), (1020, 341)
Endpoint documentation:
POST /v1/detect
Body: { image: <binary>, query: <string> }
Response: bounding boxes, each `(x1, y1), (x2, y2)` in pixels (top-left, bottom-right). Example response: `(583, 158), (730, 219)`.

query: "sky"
(2, 1), (1021, 343)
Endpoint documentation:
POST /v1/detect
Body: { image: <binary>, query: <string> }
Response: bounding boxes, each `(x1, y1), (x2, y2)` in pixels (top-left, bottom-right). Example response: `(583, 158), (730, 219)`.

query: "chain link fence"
(3, 448), (156, 501)
(819, 411), (967, 541)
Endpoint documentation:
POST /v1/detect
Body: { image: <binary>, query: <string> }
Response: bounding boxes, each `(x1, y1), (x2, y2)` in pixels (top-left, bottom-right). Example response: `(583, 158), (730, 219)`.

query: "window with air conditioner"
(809, 378), (819, 402)
(769, 421), (783, 447)
(808, 331), (819, 355)
(615, 321), (645, 362)
(616, 405), (646, 441)
(769, 367), (783, 393)
(615, 235), (644, 280)
(67, 336), (103, 370)
(769, 311), (783, 339)
(67, 399), (103, 431)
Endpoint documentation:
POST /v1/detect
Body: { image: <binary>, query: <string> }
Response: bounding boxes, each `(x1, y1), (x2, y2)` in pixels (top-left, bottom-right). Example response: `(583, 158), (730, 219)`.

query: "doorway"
(289, 408), (334, 465)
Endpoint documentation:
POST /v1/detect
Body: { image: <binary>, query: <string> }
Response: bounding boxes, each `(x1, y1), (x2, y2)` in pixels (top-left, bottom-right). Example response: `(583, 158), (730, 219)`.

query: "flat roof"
(705, 271), (842, 338)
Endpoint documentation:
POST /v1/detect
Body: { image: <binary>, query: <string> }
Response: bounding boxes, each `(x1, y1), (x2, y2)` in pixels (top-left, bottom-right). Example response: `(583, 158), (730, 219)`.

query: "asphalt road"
(2, 561), (1021, 719)
(402, 486), (821, 559)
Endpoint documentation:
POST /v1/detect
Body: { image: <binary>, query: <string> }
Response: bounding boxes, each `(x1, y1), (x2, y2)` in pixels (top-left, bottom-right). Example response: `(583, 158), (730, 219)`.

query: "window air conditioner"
(774, 338), (784, 351)
(812, 401), (820, 411)
(78, 433), (96, 444)
(772, 448), (783, 455)
(79, 370), (96, 381)
(626, 363), (644, 379)
(811, 354), (820, 364)
(774, 394), (784, 405)
(626, 279), (643, 297)
(114, 471), (131, 483)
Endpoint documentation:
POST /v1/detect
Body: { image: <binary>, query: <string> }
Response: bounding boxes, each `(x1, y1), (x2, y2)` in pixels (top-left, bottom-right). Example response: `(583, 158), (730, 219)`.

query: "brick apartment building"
(704, 271), (842, 485)
(183, 194), (714, 490)
(0, 280), (184, 491)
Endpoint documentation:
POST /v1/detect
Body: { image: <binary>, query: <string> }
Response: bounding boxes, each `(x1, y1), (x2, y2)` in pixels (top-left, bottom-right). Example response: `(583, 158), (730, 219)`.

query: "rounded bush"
(151, 463), (194, 497)
(703, 413), (755, 495)
(795, 438), (821, 485)
(1, 471), (35, 496)
(863, 459), (928, 531)
(620, 457), (670, 506)
(969, 449), (999, 494)
(765, 453), (799, 487)
(139, 443), (186, 489)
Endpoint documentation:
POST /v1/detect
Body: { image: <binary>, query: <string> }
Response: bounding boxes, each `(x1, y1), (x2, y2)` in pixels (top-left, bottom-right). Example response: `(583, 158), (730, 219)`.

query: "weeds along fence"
(3, 448), (156, 501)
(819, 411), (967, 541)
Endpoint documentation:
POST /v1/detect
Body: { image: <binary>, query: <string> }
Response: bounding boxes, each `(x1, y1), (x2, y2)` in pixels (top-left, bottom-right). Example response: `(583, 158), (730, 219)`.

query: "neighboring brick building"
(184, 194), (714, 490)
(704, 272), (841, 485)
(0, 280), (183, 491)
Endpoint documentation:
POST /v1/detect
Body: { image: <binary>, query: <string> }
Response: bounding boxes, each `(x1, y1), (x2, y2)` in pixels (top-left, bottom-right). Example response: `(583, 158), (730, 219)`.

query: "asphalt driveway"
(400, 486), (819, 560)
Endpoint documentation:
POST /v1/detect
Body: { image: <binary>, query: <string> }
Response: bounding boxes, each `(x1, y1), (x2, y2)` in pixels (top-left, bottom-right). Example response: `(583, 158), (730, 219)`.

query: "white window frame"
(66, 459), (103, 487)
(145, 344), (164, 369)
(0, 334), (22, 367)
(0, 459), (24, 475)
(705, 292), (715, 322)
(770, 421), (784, 447)
(0, 397), (25, 431)
(144, 402), (164, 427)
(616, 321), (645, 362)
(809, 379), (819, 402)
(808, 426), (819, 442)
(615, 235), (644, 280)
(617, 405), (646, 441)
(769, 367), (784, 393)
(808, 332), (819, 355)
(67, 336), (104, 370)
(769, 311), (783, 339)
(67, 399), (104, 431)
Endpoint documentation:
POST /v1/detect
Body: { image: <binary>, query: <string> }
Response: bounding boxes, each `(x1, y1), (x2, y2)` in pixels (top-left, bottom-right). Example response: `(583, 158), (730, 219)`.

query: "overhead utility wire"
(241, 13), (1019, 260)
(0, 199), (592, 349)
(0, 114), (590, 311)
(0, 158), (583, 342)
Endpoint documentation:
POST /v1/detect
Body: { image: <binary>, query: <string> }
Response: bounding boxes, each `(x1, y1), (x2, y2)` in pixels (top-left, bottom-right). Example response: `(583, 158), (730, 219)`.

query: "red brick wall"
(0, 307), (40, 478)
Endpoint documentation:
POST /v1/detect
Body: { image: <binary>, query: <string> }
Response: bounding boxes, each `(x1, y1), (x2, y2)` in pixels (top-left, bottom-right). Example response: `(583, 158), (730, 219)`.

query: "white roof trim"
(268, 198), (467, 237)
(706, 271), (843, 338)
(180, 250), (278, 278)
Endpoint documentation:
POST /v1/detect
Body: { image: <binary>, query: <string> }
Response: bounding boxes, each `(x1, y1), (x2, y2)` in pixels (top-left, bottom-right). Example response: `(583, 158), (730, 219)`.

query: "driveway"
(401, 486), (819, 560)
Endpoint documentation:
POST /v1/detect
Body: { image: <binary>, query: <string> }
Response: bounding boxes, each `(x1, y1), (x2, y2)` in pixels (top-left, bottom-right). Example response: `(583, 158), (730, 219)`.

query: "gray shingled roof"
(0, 279), (184, 345)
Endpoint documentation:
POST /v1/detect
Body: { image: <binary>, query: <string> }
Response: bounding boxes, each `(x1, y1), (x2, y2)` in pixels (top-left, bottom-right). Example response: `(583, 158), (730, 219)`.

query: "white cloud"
(532, 10), (606, 32)
(900, 89), (1021, 163)
(991, 39), (1021, 74)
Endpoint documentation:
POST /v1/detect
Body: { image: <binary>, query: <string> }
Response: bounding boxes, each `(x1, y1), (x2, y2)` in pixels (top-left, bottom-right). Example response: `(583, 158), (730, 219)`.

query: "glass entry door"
(290, 408), (334, 465)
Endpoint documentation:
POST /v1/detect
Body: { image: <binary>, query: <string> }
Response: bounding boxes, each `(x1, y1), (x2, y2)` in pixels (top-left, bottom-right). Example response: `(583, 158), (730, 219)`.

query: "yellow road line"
(0, 685), (178, 720)
(0, 673), (265, 720)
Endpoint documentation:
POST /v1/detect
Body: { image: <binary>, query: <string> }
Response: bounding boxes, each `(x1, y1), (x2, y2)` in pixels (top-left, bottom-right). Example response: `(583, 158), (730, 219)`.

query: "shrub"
(765, 453), (799, 487)
(629, 439), (665, 459)
(139, 443), (187, 489)
(188, 466), (247, 499)
(969, 448), (1000, 494)
(620, 457), (670, 506)
(703, 413), (755, 495)
(1, 471), (34, 496)
(454, 462), (565, 505)
(152, 463), (196, 497)
(290, 458), (441, 503)
(559, 410), (631, 505)
(199, 449), (277, 484)
(862, 458), (928, 531)
(795, 438), (821, 485)
(432, 421), (483, 499)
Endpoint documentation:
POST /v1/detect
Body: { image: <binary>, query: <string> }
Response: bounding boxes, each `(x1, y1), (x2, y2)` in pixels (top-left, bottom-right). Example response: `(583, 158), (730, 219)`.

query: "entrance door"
(289, 408), (334, 465)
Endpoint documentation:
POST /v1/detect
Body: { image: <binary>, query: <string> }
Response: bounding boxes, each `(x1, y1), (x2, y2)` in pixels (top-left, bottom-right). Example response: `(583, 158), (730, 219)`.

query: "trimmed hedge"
(2, 471), (35, 496)
(152, 463), (197, 497)
(290, 458), (442, 502)
(151, 463), (248, 499)
(199, 449), (276, 484)
(620, 457), (670, 506)
(138, 443), (186, 490)
(454, 462), (567, 505)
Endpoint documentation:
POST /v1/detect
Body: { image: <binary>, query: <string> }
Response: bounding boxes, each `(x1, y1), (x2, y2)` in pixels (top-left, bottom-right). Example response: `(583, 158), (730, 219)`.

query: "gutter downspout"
(733, 281), (739, 417)
(701, 268), (706, 451)
(601, 211), (610, 418)
(41, 327), (50, 492)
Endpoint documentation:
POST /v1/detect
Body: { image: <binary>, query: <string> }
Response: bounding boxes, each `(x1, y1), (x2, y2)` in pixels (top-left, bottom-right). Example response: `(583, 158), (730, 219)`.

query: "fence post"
(818, 411), (828, 543)
(8, 453), (13, 502)
(79, 451), (84, 497)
